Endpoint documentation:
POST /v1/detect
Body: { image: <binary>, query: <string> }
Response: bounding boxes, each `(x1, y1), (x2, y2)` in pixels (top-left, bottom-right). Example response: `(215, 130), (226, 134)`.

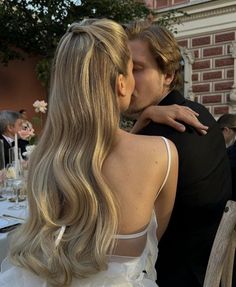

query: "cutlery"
(0, 223), (21, 233)
(2, 214), (25, 221)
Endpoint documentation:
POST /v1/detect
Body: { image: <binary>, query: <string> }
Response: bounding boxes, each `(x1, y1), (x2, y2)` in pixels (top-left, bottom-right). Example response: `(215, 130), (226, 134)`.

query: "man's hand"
(131, 105), (209, 135)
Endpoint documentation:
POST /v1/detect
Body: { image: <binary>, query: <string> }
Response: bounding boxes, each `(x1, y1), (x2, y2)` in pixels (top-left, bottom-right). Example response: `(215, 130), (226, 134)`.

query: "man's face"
(7, 118), (23, 138)
(14, 118), (23, 133)
(126, 39), (169, 118)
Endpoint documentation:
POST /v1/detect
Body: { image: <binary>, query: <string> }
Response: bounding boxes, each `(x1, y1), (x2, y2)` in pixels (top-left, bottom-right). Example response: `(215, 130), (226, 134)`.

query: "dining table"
(0, 198), (27, 267)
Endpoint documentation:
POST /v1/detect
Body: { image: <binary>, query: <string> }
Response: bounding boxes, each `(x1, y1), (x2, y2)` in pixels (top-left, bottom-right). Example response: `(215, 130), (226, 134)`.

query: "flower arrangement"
(22, 144), (36, 159)
(33, 100), (47, 113)
(32, 100), (48, 129)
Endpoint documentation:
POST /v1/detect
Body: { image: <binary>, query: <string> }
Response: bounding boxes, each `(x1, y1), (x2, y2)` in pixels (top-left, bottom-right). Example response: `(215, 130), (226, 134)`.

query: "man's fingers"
(168, 118), (186, 132)
(168, 116), (208, 134)
(198, 129), (208, 135)
(183, 106), (199, 116)
(181, 112), (208, 131)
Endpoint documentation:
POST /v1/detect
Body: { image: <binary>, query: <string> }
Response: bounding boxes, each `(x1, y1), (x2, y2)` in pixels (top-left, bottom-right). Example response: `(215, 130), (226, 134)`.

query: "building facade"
(146, 0), (236, 117)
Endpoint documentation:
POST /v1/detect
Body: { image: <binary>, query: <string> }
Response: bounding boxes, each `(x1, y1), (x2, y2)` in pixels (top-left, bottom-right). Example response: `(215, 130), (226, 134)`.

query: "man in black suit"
(125, 22), (232, 287)
(0, 110), (27, 165)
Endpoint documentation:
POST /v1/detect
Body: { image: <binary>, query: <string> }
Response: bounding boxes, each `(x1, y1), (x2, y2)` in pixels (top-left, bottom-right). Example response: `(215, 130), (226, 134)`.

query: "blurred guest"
(18, 109), (35, 145)
(19, 109), (33, 131)
(218, 113), (236, 200)
(217, 113), (236, 148)
(0, 110), (26, 165)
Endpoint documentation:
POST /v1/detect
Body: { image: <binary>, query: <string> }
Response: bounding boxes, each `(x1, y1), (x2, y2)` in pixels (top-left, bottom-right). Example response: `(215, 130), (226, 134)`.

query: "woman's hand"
(131, 105), (209, 135)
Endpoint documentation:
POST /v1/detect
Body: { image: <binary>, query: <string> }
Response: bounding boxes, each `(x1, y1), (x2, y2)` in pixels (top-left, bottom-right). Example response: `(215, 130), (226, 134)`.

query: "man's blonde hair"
(125, 21), (182, 90)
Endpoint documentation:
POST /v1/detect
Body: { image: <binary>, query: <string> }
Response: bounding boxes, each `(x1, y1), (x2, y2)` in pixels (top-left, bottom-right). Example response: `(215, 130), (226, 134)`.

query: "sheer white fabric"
(0, 212), (158, 287)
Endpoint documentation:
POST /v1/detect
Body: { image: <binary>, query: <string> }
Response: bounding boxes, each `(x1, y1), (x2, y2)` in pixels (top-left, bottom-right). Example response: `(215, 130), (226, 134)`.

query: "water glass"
(8, 178), (25, 210)
(0, 140), (6, 197)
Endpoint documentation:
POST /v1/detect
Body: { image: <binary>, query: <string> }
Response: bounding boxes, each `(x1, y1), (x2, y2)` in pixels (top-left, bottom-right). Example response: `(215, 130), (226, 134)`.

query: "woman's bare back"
(102, 129), (178, 256)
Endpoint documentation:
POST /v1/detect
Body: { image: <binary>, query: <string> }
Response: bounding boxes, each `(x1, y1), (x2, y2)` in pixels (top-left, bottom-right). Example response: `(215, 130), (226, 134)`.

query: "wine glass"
(5, 163), (26, 210)
(0, 139), (6, 200)
(8, 177), (25, 210)
(4, 163), (16, 201)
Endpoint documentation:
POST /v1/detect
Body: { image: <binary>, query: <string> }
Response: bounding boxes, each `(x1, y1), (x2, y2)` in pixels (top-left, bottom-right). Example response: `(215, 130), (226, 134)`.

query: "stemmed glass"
(0, 139), (6, 199)
(9, 177), (25, 210)
(6, 147), (26, 210)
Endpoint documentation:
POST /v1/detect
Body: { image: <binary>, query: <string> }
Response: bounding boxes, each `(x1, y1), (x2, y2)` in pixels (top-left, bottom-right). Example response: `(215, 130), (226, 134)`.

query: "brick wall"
(145, 0), (189, 9)
(0, 56), (47, 134)
(177, 29), (235, 116)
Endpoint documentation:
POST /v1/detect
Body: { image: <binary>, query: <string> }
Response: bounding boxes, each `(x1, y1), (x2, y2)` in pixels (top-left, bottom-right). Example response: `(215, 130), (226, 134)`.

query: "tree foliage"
(0, 0), (184, 87)
(154, 9), (187, 34)
(0, 0), (148, 76)
(74, 0), (149, 23)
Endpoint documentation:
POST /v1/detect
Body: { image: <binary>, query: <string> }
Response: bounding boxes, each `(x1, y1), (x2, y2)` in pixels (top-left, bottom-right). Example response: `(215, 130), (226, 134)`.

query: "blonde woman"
(0, 19), (178, 286)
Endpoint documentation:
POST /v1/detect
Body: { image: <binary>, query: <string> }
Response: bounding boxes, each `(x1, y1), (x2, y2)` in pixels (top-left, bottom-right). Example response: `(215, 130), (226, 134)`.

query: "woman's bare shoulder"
(124, 133), (173, 157)
(104, 130), (176, 180)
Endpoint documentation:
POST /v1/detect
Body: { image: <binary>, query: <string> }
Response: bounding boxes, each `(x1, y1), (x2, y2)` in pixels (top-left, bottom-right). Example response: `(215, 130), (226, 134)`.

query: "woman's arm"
(131, 105), (208, 135)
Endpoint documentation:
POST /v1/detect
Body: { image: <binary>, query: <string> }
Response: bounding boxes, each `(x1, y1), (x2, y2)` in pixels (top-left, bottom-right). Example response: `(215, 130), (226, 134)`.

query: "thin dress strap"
(114, 226), (149, 240)
(114, 137), (171, 240)
(157, 137), (171, 195)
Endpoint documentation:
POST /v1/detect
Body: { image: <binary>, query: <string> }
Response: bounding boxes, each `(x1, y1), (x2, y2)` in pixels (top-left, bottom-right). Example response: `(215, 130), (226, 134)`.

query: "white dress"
(0, 137), (171, 287)
(0, 213), (158, 287)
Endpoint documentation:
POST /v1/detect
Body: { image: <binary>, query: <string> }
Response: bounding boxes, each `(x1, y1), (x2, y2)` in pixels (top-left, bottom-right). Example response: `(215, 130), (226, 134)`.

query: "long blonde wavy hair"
(9, 19), (131, 286)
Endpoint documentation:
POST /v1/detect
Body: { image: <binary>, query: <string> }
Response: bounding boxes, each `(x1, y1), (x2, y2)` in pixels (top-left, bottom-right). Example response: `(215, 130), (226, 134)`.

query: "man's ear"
(117, 74), (126, 97)
(222, 127), (232, 138)
(164, 73), (175, 86)
(223, 127), (230, 133)
(6, 124), (13, 133)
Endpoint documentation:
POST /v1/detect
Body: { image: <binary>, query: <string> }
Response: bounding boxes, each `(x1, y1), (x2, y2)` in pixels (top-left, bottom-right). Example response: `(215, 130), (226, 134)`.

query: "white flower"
(33, 100), (47, 113)
(22, 145), (36, 159)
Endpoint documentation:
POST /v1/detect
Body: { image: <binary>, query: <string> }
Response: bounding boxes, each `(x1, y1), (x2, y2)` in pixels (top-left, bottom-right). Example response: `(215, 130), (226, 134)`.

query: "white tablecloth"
(0, 200), (27, 265)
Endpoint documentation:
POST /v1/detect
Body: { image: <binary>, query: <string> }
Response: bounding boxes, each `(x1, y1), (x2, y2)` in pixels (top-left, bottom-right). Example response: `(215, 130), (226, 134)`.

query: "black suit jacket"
(138, 90), (232, 287)
(227, 141), (236, 200)
(0, 134), (28, 166)
(0, 134), (12, 166)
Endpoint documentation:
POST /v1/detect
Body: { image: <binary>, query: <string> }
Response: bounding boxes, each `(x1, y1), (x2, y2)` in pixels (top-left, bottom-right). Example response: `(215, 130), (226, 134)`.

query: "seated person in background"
(0, 110), (26, 165)
(217, 113), (236, 148)
(18, 109), (35, 147)
(19, 109), (33, 131)
(0, 19), (178, 287)
(217, 113), (236, 200)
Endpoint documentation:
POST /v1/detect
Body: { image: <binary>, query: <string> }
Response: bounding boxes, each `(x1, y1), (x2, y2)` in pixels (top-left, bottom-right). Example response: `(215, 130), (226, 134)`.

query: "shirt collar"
(2, 134), (14, 145)
(159, 90), (186, 106)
